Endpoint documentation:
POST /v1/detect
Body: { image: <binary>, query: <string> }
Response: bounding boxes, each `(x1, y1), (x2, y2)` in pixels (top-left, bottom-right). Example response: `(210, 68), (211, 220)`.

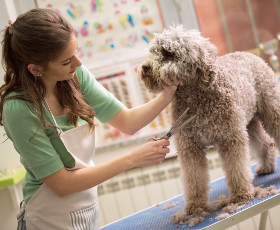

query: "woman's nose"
(73, 54), (83, 67)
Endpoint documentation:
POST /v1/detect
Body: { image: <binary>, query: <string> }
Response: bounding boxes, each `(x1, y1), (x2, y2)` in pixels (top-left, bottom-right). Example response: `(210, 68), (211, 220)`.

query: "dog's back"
(214, 51), (278, 124)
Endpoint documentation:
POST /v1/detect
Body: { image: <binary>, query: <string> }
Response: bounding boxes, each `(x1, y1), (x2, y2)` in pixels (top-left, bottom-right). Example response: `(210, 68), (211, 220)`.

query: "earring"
(36, 73), (42, 77)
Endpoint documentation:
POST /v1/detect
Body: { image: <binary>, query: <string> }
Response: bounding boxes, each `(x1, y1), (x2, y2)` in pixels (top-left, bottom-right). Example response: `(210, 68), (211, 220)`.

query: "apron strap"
(42, 98), (63, 134)
(17, 200), (25, 230)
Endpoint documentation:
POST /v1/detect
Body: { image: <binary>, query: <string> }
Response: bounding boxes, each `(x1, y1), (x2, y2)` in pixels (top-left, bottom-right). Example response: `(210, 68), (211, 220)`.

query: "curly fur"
(139, 25), (278, 214)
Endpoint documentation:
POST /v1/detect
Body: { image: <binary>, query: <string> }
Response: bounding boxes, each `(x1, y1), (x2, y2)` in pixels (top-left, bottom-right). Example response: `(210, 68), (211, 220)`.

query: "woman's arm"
(42, 138), (170, 196)
(107, 84), (178, 134)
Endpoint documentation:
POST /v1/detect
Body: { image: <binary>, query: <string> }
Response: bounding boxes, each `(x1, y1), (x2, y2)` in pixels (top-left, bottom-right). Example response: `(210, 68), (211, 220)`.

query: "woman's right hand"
(128, 139), (170, 167)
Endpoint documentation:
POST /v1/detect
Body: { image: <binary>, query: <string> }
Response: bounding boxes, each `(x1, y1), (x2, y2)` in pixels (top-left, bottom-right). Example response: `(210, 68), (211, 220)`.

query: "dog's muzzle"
(142, 64), (151, 73)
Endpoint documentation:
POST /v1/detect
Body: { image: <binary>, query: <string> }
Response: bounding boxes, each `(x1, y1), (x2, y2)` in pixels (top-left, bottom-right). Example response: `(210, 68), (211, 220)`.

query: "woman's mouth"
(70, 68), (77, 73)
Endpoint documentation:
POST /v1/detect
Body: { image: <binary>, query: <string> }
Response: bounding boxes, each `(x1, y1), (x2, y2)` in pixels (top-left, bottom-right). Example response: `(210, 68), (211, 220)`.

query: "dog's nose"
(142, 64), (150, 73)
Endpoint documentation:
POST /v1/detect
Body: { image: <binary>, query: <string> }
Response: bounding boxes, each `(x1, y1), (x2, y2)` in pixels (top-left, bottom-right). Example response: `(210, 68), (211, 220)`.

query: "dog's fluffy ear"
(196, 60), (216, 90)
(161, 47), (176, 60)
(180, 29), (218, 89)
(150, 30), (182, 60)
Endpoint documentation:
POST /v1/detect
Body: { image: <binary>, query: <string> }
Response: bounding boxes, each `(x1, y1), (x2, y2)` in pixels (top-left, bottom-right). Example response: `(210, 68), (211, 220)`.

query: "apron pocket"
(69, 203), (99, 230)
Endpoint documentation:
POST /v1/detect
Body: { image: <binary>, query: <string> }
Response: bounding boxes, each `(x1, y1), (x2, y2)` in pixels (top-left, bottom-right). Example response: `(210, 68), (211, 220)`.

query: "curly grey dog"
(139, 25), (279, 214)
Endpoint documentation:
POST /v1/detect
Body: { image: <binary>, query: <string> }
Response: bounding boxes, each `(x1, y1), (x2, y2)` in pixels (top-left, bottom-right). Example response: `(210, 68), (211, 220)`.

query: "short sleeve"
(2, 99), (64, 179)
(76, 65), (124, 123)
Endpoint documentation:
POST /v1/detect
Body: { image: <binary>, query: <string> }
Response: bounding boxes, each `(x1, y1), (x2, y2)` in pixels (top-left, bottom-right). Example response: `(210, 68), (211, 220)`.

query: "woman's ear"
(27, 64), (42, 77)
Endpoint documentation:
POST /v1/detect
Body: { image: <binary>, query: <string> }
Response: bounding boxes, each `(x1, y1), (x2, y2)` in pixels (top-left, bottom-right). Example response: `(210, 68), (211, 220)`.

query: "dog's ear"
(161, 47), (176, 60)
(196, 61), (216, 89)
(179, 30), (218, 89)
(151, 32), (179, 60)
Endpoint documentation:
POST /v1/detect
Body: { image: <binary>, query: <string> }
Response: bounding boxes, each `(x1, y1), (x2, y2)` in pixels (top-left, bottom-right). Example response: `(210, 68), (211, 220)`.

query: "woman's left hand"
(162, 75), (179, 103)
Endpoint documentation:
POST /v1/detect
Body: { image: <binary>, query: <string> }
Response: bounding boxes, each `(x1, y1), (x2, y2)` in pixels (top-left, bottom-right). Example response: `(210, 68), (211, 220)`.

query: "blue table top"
(101, 157), (280, 230)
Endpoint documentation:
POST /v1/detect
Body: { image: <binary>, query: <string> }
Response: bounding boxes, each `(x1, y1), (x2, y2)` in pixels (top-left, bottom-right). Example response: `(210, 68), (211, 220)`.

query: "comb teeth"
(169, 108), (189, 133)
(171, 115), (196, 135)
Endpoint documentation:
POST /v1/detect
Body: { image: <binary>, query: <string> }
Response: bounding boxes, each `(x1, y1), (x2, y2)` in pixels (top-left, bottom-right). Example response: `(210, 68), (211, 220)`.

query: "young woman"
(0, 8), (178, 230)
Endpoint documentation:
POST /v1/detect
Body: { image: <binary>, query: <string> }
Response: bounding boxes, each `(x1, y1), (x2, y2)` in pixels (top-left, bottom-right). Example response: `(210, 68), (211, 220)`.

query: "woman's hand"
(161, 74), (179, 103)
(127, 139), (170, 167)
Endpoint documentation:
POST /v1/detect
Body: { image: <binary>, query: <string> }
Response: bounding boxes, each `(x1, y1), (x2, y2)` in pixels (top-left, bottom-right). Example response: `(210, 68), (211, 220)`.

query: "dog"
(138, 25), (279, 214)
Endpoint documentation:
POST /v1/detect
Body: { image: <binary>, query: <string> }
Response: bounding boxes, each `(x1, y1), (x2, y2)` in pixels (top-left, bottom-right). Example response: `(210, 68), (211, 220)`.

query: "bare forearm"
(44, 154), (133, 196)
(109, 93), (170, 134)
(71, 159), (132, 193)
(126, 93), (169, 132)
(43, 139), (170, 196)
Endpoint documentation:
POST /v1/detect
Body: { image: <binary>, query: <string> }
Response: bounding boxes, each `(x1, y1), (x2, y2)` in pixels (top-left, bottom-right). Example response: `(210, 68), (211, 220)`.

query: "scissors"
(149, 108), (196, 141)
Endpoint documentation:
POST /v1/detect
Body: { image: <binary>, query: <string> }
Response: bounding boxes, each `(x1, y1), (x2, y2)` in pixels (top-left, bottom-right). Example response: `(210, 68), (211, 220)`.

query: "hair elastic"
(7, 20), (13, 35)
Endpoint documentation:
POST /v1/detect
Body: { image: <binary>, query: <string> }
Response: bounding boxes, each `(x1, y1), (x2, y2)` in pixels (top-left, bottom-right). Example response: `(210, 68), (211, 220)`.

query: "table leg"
(259, 210), (269, 230)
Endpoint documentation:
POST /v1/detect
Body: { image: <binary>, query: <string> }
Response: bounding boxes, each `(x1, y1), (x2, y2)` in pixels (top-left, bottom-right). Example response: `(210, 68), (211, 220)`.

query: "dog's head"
(138, 25), (218, 93)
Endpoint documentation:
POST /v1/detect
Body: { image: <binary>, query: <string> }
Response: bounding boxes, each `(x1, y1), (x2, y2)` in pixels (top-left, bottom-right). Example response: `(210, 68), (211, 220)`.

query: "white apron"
(25, 99), (99, 230)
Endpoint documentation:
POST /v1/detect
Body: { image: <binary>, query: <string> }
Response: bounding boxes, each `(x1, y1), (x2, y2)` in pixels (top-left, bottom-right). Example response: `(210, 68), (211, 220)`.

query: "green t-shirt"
(2, 65), (123, 204)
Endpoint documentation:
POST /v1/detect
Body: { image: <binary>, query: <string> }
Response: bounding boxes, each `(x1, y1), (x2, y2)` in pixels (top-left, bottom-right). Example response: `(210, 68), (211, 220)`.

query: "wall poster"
(35, 0), (165, 68)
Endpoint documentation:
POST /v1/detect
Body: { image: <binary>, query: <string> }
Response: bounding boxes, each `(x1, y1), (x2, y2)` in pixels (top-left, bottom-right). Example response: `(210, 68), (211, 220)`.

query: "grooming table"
(100, 157), (280, 230)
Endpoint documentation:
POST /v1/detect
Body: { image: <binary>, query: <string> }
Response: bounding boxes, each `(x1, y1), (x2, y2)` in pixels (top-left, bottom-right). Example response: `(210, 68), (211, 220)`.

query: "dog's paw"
(184, 202), (209, 215)
(229, 191), (254, 204)
(255, 163), (276, 175)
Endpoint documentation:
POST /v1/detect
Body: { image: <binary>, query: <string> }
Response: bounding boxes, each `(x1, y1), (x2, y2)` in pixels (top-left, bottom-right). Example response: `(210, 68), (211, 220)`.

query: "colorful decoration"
(80, 21), (89, 37)
(85, 40), (93, 58)
(77, 46), (84, 59)
(141, 5), (153, 25)
(141, 29), (154, 43)
(93, 21), (114, 34)
(119, 14), (134, 29)
(121, 33), (138, 48)
(66, 3), (84, 19)
(91, 0), (104, 13)
(99, 38), (115, 51)
(36, 0), (164, 67)
(77, 40), (93, 58)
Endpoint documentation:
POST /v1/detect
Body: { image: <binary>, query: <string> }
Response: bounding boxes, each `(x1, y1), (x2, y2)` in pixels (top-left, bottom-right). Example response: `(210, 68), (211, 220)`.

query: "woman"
(0, 9), (178, 230)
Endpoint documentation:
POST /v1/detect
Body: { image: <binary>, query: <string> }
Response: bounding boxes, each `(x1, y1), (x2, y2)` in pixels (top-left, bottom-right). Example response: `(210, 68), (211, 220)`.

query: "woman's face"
(41, 34), (82, 85)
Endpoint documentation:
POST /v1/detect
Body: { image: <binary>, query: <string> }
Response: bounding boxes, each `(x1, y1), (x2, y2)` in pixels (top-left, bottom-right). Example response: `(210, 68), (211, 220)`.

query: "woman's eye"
(62, 61), (71, 66)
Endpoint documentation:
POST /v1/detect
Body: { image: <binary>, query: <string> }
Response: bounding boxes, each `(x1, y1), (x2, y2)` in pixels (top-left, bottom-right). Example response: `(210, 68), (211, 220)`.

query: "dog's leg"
(177, 141), (210, 214)
(218, 134), (255, 204)
(255, 64), (280, 152)
(248, 117), (276, 175)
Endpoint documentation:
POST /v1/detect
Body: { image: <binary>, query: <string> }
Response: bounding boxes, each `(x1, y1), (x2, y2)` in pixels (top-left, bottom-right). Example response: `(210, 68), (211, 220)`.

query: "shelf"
(0, 167), (26, 188)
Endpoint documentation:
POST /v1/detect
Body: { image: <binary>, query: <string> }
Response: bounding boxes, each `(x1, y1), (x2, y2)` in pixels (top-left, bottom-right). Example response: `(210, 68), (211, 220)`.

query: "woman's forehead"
(55, 34), (77, 62)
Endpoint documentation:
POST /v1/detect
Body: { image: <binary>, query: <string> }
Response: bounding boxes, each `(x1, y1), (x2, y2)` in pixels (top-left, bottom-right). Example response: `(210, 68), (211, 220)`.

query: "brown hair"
(0, 9), (95, 132)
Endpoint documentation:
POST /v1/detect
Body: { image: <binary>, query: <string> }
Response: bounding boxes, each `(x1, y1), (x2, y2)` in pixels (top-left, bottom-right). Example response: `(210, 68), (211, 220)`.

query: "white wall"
(159, 0), (200, 30)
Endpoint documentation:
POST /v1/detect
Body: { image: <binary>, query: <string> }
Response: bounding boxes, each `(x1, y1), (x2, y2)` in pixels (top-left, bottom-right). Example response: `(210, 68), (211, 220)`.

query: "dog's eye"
(161, 49), (175, 59)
